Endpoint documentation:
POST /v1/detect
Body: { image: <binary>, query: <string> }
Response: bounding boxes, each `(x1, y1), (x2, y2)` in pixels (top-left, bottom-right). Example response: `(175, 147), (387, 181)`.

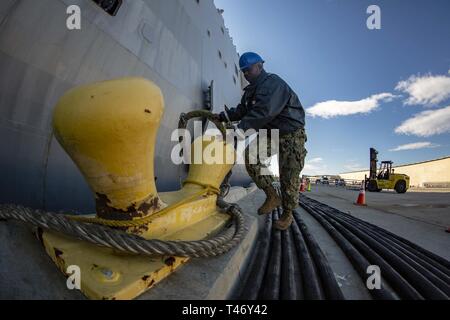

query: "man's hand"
(210, 112), (227, 123)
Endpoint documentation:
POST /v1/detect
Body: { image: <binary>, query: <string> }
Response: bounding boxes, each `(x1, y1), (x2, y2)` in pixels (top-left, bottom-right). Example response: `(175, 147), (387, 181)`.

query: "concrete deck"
(1, 184), (448, 300)
(0, 185), (261, 300)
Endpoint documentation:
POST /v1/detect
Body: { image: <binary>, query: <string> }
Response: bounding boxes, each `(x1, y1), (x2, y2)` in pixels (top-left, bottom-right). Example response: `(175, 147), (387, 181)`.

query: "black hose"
(239, 213), (273, 300)
(301, 205), (398, 300)
(293, 210), (345, 300)
(289, 209), (325, 300)
(260, 211), (282, 299)
(280, 225), (301, 300)
(306, 202), (450, 284)
(310, 206), (450, 299)
(306, 196), (450, 270)
(304, 203), (423, 299)
(240, 194), (449, 300)
(302, 197), (449, 300)
(324, 207), (450, 284)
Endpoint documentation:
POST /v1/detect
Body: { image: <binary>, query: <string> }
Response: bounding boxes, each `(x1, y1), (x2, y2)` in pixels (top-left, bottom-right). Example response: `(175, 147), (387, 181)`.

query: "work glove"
(212, 105), (233, 123)
(210, 112), (227, 123)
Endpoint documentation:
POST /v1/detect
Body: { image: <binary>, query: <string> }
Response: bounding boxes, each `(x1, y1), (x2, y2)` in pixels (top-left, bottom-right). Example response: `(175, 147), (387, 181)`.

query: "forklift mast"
(369, 148), (378, 180)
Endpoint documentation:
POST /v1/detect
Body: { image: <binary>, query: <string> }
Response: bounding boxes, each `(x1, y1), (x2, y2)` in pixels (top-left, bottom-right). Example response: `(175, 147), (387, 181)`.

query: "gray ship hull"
(0, 0), (250, 213)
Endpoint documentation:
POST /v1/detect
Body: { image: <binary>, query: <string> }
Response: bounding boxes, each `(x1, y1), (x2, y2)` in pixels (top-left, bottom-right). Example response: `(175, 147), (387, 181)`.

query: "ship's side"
(0, 0), (250, 213)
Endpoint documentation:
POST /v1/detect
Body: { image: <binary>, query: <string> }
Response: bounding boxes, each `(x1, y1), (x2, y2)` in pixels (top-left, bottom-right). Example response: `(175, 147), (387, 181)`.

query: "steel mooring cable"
(0, 197), (245, 258)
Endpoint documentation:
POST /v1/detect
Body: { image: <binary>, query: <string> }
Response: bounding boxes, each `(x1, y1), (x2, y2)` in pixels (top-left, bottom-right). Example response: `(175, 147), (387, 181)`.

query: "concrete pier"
(1, 183), (448, 299)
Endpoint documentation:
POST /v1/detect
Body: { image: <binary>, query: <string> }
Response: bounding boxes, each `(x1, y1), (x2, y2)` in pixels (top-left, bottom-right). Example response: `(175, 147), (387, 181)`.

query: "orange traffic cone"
(354, 181), (367, 206)
(299, 180), (306, 192)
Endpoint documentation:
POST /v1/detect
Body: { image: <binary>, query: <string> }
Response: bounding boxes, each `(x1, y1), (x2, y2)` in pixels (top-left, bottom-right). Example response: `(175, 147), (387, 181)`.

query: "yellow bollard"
(42, 77), (236, 299)
(52, 77), (166, 221)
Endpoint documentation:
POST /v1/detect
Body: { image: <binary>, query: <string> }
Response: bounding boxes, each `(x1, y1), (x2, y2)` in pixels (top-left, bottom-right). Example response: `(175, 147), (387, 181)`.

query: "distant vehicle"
(322, 177), (329, 185)
(335, 179), (346, 186)
(366, 148), (410, 193)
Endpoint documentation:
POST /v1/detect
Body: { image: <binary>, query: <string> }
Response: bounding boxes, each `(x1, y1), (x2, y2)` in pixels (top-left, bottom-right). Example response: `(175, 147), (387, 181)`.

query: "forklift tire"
(367, 180), (378, 192)
(395, 180), (407, 194)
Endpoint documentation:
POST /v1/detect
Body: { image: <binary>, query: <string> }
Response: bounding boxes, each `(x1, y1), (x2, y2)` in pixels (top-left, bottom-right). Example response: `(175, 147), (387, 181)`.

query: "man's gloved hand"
(210, 112), (227, 123)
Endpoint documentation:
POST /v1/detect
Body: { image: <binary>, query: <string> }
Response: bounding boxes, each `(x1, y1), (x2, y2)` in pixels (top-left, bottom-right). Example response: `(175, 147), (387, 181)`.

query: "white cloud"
(303, 157), (328, 175)
(395, 72), (450, 106)
(395, 105), (450, 137)
(344, 162), (366, 172)
(306, 93), (396, 118)
(389, 142), (440, 152)
(308, 157), (323, 163)
(269, 156), (326, 177)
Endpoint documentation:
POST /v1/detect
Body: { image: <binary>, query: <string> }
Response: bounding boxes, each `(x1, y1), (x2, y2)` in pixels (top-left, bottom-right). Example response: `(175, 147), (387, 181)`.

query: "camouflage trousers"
(244, 127), (307, 211)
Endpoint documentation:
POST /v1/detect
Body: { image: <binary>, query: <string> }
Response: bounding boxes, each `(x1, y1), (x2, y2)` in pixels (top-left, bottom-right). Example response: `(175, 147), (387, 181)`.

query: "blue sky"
(214, 0), (450, 175)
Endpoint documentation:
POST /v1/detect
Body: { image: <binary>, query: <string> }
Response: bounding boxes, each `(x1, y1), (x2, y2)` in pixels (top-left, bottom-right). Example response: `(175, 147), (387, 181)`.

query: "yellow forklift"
(366, 148), (410, 193)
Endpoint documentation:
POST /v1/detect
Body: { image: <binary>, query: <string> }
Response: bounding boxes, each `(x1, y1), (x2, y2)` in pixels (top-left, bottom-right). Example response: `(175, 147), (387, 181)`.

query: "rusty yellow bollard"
(42, 77), (235, 300)
(53, 77), (167, 222)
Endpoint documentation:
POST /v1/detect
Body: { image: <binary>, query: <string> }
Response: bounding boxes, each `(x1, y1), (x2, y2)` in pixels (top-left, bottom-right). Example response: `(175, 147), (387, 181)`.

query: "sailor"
(213, 52), (307, 230)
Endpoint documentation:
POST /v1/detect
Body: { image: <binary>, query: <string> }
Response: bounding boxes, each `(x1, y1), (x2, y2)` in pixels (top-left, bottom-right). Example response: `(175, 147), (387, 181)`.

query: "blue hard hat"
(239, 52), (264, 71)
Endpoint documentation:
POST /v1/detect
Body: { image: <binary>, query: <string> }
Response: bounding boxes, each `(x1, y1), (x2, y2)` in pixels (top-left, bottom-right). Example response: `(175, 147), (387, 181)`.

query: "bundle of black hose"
(303, 195), (450, 270)
(326, 210), (450, 284)
(304, 203), (423, 300)
(260, 211), (282, 300)
(293, 210), (345, 300)
(365, 230), (450, 294)
(307, 203), (426, 299)
(239, 213), (273, 300)
(306, 199), (450, 294)
(301, 197), (450, 300)
(301, 204), (398, 300)
(333, 208), (450, 271)
(280, 225), (302, 300)
(289, 209), (325, 300)
(313, 208), (450, 299)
